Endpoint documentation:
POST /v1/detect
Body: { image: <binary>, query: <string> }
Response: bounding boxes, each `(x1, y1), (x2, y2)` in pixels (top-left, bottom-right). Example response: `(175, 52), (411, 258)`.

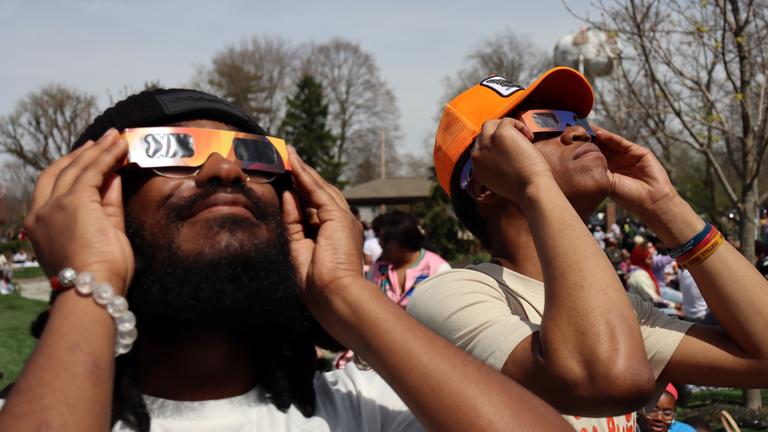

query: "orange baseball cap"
(433, 67), (594, 196)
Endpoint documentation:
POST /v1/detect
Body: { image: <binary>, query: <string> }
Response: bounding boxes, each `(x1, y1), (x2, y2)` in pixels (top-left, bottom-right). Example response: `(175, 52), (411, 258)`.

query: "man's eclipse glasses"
(459, 109), (595, 191)
(120, 127), (291, 182)
(518, 109), (595, 139)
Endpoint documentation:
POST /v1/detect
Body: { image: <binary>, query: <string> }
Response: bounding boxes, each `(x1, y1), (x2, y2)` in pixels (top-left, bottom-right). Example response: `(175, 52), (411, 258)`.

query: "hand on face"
(592, 125), (677, 218)
(470, 118), (555, 200)
(281, 146), (366, 314)
(24, 129), (135, 293)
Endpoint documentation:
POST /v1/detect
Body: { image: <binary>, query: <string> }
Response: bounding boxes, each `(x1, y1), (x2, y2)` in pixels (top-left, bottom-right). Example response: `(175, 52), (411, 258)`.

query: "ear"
(466, 179), (501, 204)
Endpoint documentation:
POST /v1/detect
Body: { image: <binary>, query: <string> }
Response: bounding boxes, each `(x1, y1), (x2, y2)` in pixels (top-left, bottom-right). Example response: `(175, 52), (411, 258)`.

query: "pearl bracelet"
(56, 268), (137, 356)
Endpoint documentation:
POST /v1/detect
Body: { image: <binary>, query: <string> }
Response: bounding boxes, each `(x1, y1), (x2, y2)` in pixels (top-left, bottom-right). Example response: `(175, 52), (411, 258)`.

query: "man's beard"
(124, 185), (311, 341)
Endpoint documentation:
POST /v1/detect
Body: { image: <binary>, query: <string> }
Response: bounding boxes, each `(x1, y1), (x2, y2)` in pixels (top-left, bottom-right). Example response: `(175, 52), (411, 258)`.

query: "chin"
(177, 216), (272, 258)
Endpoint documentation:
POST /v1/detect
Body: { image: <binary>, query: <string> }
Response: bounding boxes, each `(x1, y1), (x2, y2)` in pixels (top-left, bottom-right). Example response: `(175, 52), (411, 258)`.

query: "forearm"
(520, 179), (648, 382)
(643, 194), (768, 358)
(0, 282), (118, 431)
(315, 279), (573, 432)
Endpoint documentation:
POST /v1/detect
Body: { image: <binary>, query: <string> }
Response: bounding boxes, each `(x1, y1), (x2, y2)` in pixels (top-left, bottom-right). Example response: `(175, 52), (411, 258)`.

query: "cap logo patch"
(480, 76), (524, 97)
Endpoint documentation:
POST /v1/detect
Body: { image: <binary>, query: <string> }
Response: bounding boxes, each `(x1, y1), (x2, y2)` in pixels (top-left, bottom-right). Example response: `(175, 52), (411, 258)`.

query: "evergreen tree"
(279, 75), (342, 185)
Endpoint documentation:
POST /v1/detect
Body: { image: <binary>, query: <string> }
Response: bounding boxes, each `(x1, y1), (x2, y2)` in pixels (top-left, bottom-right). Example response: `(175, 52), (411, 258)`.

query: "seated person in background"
(408, 67), (768, 432)
(11, 250), (27, 264)
(756, 240), (768, 279)
(678, 269), (714, 324)
(604, 235), (623, 271)
(362, 214), (384, 277)
(648, 240), (684, 304)
(369, 211), (450, 309)
(637, 384), (696, 432)
(626, 244), (682, 315)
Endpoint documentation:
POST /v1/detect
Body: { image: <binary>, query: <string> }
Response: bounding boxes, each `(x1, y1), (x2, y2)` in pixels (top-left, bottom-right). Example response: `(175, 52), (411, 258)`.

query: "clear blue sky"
(0, 0), (595, 157)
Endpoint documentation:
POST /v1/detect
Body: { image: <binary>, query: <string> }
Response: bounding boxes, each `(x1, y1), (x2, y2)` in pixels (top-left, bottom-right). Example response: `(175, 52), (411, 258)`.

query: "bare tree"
(194, 36), (297, 132)
(303, 39), (402, 183)
(0, 84), (98, 171)
(0, 160), (36, 235)
(582, 0), (768, 410)
(442, 30), (552, 104)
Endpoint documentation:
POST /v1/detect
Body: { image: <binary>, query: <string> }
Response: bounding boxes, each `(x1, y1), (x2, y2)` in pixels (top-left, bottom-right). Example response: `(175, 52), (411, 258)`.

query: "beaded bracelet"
(51, 268), (137, 356)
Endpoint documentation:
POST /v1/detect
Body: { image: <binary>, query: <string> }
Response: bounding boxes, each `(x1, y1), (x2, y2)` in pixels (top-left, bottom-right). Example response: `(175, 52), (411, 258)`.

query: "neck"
(388, 248), (422, 268)
(132, 330), (257, 401)
(486, 201), (593, 282)
(489, 213), (544, 281)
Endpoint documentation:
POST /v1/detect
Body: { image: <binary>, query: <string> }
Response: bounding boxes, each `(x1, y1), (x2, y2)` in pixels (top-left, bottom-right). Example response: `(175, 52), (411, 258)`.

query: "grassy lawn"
(0, 291), (46, 390)
(679, 388), (768, 431)
(11, 266), (44, 280)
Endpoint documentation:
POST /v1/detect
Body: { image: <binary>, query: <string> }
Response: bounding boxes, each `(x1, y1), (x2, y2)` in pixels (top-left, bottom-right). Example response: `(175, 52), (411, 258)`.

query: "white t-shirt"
(679, 269), (709, 319)
(363, 237), (383, 264)
(407, 263), (694, 432)
(0, 366), (423, 432)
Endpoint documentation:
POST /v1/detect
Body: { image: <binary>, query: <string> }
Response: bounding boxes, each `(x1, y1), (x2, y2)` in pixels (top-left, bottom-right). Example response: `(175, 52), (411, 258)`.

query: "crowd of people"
(0, 67), (767, 432)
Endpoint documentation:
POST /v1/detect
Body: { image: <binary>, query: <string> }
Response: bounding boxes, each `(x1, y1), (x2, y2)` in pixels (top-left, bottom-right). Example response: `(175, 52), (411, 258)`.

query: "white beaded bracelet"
(57, 268), (137, 356)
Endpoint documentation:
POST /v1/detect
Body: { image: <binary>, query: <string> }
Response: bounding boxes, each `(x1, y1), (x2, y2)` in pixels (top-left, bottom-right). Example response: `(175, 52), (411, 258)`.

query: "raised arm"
(595, 126), (768, 387)
(283, 146), (573, 431)
(0, 130), (133, 431)
(468, 119), (654, 416)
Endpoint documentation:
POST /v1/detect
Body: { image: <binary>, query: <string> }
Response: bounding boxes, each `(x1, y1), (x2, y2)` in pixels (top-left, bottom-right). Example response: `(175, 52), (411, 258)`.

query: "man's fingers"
(69, 137), (128, 194)
(478, 119), (501, 144)
(287, 146), (343, 211)
(50, 129), (122, 197)
(30, 139), (97, 212)
(510, 118), (534, 141)
(289, 147), (350, 211)
(101, 173), (126, 231)
(281, 189), (307, 241)
(593, 126), (634, 152)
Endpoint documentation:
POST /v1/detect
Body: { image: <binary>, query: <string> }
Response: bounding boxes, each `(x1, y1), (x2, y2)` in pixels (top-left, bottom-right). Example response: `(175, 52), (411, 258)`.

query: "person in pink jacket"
(368, 211), (451, 308)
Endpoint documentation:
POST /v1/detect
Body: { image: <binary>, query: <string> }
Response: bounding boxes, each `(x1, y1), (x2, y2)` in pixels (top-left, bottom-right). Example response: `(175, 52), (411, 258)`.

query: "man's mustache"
(167, 184), (275, 223)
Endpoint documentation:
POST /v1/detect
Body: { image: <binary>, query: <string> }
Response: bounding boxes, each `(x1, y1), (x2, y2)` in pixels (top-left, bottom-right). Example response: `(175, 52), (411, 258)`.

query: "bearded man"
(0, 89), (570, 431)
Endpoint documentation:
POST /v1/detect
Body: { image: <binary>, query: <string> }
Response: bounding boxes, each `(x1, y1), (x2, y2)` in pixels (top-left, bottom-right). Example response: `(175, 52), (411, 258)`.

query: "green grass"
(685, 388), (768, 406)
(11, 266), (44, 280)
(679, 389), (768, 431)
(0, 291), (46, 389)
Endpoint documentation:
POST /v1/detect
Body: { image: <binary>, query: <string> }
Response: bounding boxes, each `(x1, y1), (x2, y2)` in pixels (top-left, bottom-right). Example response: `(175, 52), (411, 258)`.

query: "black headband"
(72, 88), (267, 151)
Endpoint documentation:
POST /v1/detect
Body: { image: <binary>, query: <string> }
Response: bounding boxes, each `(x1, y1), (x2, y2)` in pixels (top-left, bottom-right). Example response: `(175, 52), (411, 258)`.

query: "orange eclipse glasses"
(120, 127), (291, 182)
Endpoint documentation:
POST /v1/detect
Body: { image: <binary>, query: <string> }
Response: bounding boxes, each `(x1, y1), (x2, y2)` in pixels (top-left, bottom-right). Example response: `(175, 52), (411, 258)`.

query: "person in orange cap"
(407, 67), (768, 431)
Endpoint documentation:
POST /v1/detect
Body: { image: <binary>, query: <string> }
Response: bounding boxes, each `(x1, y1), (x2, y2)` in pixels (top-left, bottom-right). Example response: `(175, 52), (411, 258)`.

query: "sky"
(0, 0), (596, 159)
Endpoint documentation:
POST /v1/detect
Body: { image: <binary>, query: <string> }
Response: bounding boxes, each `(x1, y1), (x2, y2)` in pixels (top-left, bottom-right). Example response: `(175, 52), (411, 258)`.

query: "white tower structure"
(554, 27), (621, 83)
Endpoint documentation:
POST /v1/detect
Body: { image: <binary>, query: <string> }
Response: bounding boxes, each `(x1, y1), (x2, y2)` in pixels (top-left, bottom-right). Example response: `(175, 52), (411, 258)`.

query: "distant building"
(342, 177), (433, 221)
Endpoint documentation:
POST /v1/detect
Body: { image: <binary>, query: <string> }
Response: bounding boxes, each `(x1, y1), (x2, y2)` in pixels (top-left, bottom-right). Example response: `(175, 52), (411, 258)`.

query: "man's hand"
(281, 146), (366, 320)
(470, 118), (554, 201)
(593, 125), (678, 220)
(24, 129), (134, 293)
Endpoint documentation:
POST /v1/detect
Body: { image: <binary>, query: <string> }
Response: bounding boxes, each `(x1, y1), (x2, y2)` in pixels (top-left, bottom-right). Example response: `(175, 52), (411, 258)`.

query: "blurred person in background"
(362, 214), (384, 277)
(678, 269), (714, 324)
(637, 384), (695, 432)
(626, 244), (682, 315)
(369, 211), (450, 309)
(756, 240), (768, 279)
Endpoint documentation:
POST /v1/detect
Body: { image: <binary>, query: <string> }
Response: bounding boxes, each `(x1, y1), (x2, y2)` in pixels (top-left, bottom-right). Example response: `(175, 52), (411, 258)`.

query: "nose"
(194, 153), (248, 188)
(560, 125), (592, 145)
